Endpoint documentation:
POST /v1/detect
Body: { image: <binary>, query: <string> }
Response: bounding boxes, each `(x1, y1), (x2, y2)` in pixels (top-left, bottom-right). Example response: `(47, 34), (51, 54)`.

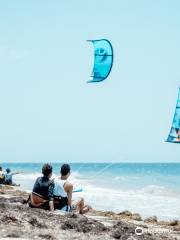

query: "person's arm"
(49, 200), (54, 211)
(64, 183), (73, 206)
(48, 180), (55, 211)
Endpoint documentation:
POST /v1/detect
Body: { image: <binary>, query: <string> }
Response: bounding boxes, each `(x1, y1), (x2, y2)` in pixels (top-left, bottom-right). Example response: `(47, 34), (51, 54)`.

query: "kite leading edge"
(166, 87), (180, 143)
(87, 39), (113, 83)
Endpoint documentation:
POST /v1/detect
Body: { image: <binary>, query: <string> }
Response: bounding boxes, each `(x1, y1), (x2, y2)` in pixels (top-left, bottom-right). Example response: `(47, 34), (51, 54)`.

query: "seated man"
(29, 164), (53, 210)
(0, 166), (5, 184)
(49, 164), (90, 214)
(4, 168), (21, 186)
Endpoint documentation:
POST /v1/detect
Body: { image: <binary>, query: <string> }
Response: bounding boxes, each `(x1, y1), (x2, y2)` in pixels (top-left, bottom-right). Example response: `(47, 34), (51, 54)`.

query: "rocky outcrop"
(144, 216), (158, 224)
(0, 185), (179, 240)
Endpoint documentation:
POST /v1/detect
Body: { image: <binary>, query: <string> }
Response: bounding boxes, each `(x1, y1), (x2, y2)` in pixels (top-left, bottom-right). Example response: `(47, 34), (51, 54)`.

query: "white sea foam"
(114, 176), (141, 181)
(73, 182), (180, 220)
(84, 183), (180, 219)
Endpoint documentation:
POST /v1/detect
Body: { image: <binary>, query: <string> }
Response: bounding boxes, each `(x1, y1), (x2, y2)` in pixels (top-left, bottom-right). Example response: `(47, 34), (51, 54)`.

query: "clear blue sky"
(0, 0), (180, 162)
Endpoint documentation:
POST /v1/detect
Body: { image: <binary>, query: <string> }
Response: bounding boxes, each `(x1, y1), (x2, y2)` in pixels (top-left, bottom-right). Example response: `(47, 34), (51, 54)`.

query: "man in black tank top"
(30, 164), (54, 209)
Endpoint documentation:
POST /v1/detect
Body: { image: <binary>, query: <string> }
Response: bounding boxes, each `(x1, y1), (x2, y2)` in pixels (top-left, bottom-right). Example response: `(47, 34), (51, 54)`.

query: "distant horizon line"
(1, 161), (180, 164)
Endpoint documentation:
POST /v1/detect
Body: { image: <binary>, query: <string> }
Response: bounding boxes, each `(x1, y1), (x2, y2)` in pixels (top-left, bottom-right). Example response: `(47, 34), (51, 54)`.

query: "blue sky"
(0, 0), (180, 162)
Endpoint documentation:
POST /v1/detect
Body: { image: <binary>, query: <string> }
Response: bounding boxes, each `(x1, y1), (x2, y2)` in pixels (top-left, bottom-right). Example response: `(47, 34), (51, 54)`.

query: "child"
(4, 168), (21, 186)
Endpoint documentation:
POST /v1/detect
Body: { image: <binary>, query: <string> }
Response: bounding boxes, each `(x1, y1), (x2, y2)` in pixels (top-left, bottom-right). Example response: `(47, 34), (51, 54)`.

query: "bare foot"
(80, 205), (92, 214)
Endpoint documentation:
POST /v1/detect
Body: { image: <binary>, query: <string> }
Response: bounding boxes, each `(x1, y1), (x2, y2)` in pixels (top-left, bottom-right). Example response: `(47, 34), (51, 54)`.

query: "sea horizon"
(1, 161), (180, 164)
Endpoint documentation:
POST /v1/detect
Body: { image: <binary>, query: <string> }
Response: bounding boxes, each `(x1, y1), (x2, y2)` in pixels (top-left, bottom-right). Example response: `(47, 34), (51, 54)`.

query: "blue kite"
(87, 39), (113, 83)
(166, 87), (180, 143)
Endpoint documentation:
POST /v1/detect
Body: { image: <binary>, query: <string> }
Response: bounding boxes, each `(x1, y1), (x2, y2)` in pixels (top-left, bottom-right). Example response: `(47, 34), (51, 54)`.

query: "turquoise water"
(1, 162), (180, 220)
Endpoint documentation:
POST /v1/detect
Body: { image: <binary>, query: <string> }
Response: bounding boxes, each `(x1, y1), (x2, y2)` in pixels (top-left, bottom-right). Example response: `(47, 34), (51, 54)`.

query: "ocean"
(1, 162), (180, 220)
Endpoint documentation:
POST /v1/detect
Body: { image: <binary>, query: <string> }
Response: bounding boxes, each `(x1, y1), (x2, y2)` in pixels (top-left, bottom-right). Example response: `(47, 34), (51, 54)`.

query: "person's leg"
(79, 205), (91, 214)
(73, 197), (91, 214)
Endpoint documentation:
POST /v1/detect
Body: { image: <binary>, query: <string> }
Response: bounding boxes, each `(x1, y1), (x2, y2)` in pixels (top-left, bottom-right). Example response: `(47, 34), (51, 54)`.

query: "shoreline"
(0, 185), (180, 239)
(16, 181), (180, 222)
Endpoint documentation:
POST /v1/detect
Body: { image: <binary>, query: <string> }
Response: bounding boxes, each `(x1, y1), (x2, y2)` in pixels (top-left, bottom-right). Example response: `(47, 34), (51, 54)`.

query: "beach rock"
(118, 210), (133, 217)
(168, 220), (179, 226)
(144, 216), (158, 224)
(0, 186), (179, 240)
(158, 221), (169, 226)
(28, 216), (47, 228)
(0, 201), (7, 209)
(0, 213), (19, 224)
(111, 221), (136, 239)
(5, 232), (22, 238)
(67, 212), (78, 218)
(116, 211), (142, 221)
(38, 233), (56, 240)
(131, 213), (142, 221)
(8, 196), (27, 204)
(111, 229), (122, 239)
(173, 225), (180, 231)
(61, 214), (107, 233)
(0, 189), (5, 194)
(104, 211), (116, 217)
(158, 219), (179, 227)
(0, 185), (14, 190)
(113, 220), (135, 232)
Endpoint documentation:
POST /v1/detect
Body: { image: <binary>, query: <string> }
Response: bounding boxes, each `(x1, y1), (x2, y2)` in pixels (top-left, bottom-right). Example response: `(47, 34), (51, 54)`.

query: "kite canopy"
(87, 39), (113, 83)
(166, 88), (180, 143)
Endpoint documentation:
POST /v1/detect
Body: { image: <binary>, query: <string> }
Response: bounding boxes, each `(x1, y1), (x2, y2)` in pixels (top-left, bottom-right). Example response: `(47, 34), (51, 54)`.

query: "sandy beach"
(0, 185), (180, 240)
